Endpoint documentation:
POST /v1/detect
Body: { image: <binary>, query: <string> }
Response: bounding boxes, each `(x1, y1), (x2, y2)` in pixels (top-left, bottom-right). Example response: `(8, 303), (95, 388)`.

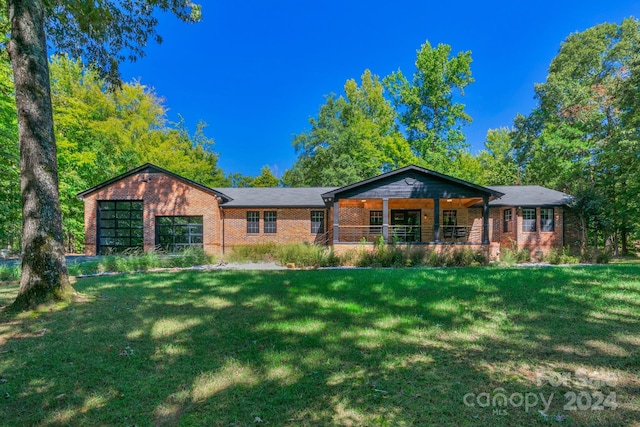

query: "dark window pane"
(116, 201), (131, 210)
(116, 229), (131, 237)
(117, 220), (131, 229)
(175, 217), (189, 225)
(189, 225), (203, 235)
(115, 237), (130, 247)
(100, 220), (115, 229)
(157, 217), (173, 225)
(174, 235), (189, 244)
(116, 210), (131, 219)
(101, 201), (115, 210)
(131, 202), (143, 210)
(131, 228), (144, 238)
(100, 210), (116, 220)
(159, 235), (173, 245)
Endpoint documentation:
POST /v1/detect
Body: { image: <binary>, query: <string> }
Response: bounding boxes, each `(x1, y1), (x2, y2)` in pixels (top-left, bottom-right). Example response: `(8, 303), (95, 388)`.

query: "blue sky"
(120, 0), (639, 178)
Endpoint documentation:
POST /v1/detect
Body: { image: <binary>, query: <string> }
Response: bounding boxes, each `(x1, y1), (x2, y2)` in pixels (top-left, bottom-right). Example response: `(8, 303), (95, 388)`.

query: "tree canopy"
(283, 70), (416, 187)
(512, 17), (640, 253)
(384, 41), (474, 175)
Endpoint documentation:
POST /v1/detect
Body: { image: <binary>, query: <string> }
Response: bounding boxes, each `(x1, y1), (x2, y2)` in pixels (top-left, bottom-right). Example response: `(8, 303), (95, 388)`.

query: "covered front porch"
(321, 165), (503, 246)
(330, 197), (490, 244)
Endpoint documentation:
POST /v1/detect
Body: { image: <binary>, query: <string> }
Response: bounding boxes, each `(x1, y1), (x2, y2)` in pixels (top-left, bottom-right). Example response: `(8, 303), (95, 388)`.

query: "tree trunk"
(6, 0), (72, 310)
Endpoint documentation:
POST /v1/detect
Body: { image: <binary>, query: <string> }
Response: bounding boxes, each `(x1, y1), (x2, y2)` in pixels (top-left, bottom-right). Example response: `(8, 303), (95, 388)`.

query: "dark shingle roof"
(217, 187), (337, 208)
(486, 186), (573, 207)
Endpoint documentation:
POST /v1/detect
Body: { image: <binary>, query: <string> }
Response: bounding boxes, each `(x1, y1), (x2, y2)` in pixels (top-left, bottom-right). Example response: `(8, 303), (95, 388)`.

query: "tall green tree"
(384, 41), (474, 175)
(512, 17), (640, 253)
(283, 70), (415, 186)
(477, 128), (521, 185)
(0, 43), (19, 250)
(251, 165), (280, 188)
(4, 0), (201, 309)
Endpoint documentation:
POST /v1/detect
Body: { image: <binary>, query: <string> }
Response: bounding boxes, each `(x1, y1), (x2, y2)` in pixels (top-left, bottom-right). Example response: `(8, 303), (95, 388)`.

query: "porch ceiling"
(337, 198), (482, 209)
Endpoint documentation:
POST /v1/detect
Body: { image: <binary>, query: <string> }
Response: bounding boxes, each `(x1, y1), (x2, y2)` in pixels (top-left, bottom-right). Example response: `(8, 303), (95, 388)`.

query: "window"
(156, 216), (203, 252)
(247, 211), (259, 233)
(541, 208), (554, 232)
(311, 211), (325, 234)
(442, 210), (457, 226)
(98, 200), (143, 254)
(370, 211), (383, 226)
(370, 211), (383, 234)
(442, 210), (457, 239)
(503, 209), (513, 233)
(522, 208), (537, 232)
(264, 211), (277, 233)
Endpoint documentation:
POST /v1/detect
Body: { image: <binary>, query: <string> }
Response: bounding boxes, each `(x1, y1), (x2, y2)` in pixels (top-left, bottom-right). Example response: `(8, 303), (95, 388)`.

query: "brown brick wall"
(563, 208), (583, 250)
(83, 171), (222, 255)
(491, 206), (565, 258)
(222, 208), (329, 250)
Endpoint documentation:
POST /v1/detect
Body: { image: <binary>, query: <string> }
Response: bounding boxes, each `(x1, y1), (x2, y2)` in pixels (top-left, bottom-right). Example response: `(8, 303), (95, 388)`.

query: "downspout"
(221, 206), (225, 255)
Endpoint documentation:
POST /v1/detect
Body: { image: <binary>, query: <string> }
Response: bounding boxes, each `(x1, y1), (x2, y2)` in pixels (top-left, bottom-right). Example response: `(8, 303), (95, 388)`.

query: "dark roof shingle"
(217, 187), (337, 208)
(486, 186), (573, 206)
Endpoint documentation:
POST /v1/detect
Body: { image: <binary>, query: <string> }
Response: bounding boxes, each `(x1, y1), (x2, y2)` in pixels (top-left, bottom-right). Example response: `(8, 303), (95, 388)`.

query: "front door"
(390, 210), (421, 243)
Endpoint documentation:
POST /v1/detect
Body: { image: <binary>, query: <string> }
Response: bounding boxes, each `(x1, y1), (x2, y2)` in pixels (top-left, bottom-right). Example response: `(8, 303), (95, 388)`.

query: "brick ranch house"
(78, 163), (577, 259)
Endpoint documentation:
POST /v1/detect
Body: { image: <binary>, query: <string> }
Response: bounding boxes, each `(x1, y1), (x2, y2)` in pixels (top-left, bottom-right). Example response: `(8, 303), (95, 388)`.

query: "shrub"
(579, 248), (611, 264)
(228, 242), (278, 262)
(277, 243), (325, 267)
(0, 264), (20, 282)
(499, 240), (531, 266)
(170, 247), (211, 267)
(546, 248), (580, 265)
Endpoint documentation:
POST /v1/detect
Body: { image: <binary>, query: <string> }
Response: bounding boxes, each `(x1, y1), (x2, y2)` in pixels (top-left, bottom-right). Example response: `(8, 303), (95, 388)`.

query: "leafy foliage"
(512, 17), (640, 254)
(384, 41), (474, 174)
(44, 0), (201, 84)
(283, 70), (416, 186)
(0, 52), (20, 249)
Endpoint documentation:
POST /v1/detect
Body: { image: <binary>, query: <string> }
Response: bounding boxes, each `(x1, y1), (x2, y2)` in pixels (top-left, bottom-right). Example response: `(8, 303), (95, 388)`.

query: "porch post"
(382, 198), (389, 243)
(434, 198), (440, 242)
(333, 200), (339, 244)
(482, 196), (490, 244)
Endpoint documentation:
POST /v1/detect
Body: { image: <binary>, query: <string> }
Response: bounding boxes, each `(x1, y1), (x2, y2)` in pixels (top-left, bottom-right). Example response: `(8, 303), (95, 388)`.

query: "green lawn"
(1, 266), (639, 426)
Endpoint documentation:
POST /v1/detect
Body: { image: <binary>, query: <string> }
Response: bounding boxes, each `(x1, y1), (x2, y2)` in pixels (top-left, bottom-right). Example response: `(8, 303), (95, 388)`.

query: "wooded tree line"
(0, 54), (280, 253)
(1, 18), (638, 256)
(284, 18), (640, 255)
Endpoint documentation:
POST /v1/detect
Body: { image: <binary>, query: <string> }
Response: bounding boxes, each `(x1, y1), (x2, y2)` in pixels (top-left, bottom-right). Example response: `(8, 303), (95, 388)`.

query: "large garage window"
(98, 200), (143, 254)
(156, 216), (203, 252)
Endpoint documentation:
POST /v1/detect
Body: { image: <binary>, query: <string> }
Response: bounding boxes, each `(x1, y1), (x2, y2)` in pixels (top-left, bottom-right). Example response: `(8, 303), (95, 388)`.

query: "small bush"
(277, 243), (325, 267)
(0, 264), (20, 282)
(546, 248), (580, 265)
(580, 248), (611, 264)
(499, 242), (531, 266)
(171, 247), (211, 267)
(228, 242), (279, 262)
(353, 245), (486, 268)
